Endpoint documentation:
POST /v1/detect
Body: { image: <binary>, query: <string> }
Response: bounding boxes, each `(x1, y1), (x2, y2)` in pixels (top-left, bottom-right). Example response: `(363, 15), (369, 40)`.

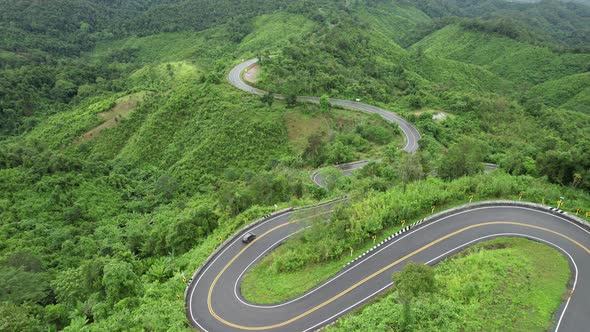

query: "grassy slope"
(75, 91), (148, 143)
(256, 16), (513, 106)
(114, 84), (291, 181)
(414, 55), (514, 95)
(0, 14), (323, 331)
(528, 72), (590, 114)
(326, 238), (570, 332)
(562, 88), (590, 114)
(92, 12), (315, 70)
(93, 31), (213, 64)
(254, 17), (414, 103)
(359, 10), (512, 95)
(19, 62), (202, 151)
(256, 9), (540, 107)
(26, 12), (318, 171)
(284, 107), (401, 157)
(22, 93), (125, 149)
(83, 13), (318, 168)
(355, 2), (431, 47)
(413, 24), (590, 88)
(238, 12), (315, 53)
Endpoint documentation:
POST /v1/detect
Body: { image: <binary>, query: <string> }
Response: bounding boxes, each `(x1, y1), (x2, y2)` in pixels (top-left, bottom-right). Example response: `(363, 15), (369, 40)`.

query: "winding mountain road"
(229, 58), (420, 188)
(183, 59), (590, 332)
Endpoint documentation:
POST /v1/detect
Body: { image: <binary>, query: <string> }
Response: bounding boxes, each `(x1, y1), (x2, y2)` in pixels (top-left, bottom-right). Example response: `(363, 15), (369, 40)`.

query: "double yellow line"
(207, 220), (590, 330)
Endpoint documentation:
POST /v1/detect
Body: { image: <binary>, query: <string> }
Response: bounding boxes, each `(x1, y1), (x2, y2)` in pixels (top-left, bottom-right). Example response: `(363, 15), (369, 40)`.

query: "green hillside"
(413, 55), (513, 95)
(256, 15), (414, 103)
(413, 24), (590, 88)
(411, 0), (590, 48)
(355, 1), (432, 47)
(528, 72), (590, 113)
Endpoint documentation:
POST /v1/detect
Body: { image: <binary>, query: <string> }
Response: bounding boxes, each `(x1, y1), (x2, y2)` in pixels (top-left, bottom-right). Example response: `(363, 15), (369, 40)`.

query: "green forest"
(0, 0), (589, 331)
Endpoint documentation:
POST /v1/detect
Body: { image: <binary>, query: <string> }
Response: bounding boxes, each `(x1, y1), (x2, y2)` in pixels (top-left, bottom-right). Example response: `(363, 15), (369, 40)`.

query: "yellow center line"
(207, 221), (590, 330)
(206, 210), (333, 324)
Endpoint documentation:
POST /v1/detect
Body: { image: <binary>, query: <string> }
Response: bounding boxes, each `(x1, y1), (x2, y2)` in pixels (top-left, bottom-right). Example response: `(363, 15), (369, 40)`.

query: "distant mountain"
(507, 0), (590, 5)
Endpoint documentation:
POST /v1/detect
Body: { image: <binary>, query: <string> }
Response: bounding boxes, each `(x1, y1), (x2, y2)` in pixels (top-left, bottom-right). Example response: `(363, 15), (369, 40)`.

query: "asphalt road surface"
(311, 160), (372, 188)
(228, 58), (421, 154)
(186, 201), (590, 332)
(184, 59), (588, 331)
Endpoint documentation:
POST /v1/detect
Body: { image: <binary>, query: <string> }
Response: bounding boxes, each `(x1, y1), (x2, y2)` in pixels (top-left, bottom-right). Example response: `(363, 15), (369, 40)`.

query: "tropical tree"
(397, 152), (424, 192)
(319, 94), (331, 113)
(393, 262), (436, 331)
(260, 91), (274, 107)
(438, 137), (487, 180)
(286, 94), (297, 107)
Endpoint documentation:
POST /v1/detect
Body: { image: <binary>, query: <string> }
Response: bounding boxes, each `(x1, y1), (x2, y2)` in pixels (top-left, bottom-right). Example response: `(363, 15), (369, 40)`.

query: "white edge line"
(188, 211), (293, 330)
(234, 226), (311, 308)
(303, 232), (578, 332)
(203, 205), (590, 314)
(190, 205), (588, 330)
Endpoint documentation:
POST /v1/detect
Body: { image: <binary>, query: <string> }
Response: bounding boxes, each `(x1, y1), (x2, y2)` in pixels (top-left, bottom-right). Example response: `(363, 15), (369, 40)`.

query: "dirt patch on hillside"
(244, 64), (260, 83)
(75, 93), (147, 143)
(411, 109), (449, 116)
(411, 109), (450, 121)
(284, 111), (330, 153)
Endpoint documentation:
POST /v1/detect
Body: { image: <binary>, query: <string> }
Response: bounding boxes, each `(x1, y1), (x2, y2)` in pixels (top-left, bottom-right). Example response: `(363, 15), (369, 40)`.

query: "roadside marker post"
(557, 200), (564, 209)
(557, 197), (565, 209)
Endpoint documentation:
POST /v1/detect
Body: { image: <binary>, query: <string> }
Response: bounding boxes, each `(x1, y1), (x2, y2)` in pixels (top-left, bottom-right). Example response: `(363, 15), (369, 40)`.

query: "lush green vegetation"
(285, 107), (402, 167)
(241, 171), (589, 304)
(1, 0), (588, 331)
(0, 11), (406, 327)
(413, 24), (590, 88)
(326, 238), (570, 332)
(527, 72), (590, 114)
(256, 1), (590, 190)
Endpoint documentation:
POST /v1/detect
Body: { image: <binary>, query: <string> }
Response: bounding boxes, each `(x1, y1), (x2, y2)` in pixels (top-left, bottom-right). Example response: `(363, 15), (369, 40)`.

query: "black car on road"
(242, 232), (256, 243)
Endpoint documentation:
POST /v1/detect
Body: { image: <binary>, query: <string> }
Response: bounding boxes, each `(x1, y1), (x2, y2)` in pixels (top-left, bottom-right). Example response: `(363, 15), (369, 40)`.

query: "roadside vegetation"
(255, 1), (590, 191)
(325, 238), (570, 332)
(241, 171), (589, 304)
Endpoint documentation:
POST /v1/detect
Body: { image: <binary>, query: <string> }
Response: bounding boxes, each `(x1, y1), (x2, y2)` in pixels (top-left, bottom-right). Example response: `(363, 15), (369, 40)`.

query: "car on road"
(242, 232), (256, 243)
